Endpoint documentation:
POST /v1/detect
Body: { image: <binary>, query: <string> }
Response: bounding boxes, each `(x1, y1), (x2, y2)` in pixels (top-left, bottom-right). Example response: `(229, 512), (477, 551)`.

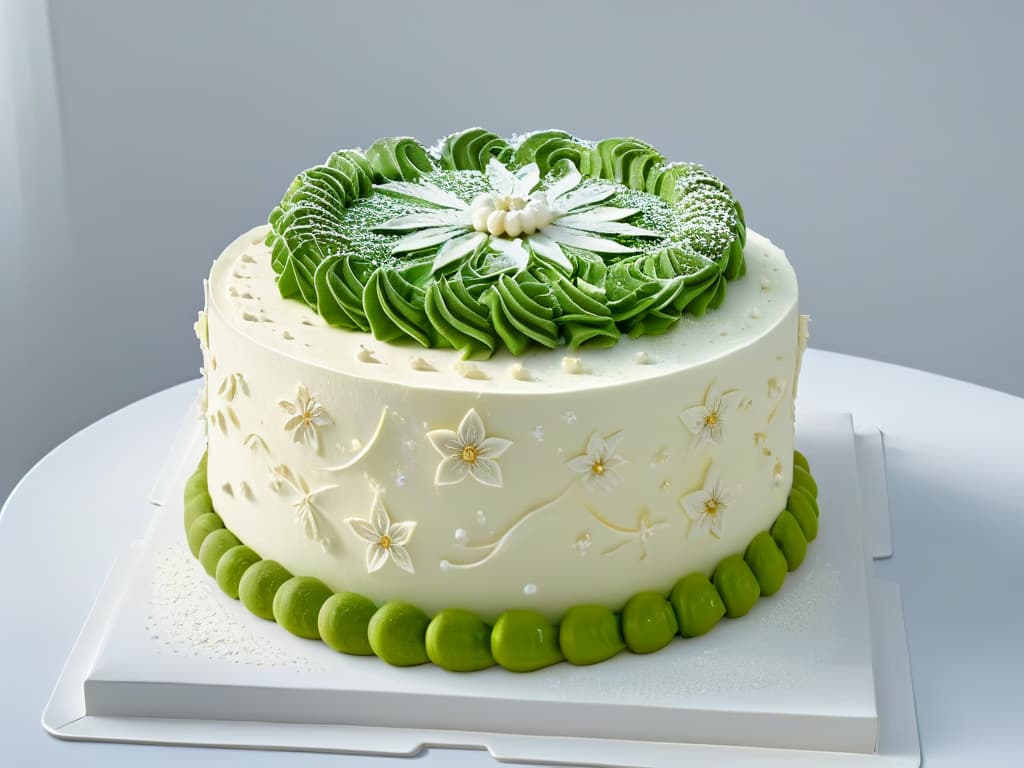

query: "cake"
(184, 128), (818, 672)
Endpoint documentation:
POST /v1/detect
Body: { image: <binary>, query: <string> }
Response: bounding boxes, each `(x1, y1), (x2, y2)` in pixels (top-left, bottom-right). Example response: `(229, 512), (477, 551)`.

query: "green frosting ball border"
(265, 128), (747, 359)
(183, 449), (818, 673)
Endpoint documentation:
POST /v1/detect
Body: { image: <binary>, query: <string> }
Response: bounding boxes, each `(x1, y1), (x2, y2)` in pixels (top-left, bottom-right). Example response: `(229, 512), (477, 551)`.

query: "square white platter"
(43, 410), (919, 767)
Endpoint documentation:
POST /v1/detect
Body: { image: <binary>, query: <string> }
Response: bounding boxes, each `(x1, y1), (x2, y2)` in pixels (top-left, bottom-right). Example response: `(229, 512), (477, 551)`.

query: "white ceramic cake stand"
(42, 406), (919, 767)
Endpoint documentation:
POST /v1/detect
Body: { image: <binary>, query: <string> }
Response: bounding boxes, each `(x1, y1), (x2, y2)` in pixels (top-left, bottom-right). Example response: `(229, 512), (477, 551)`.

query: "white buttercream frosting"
(205, 226), (800, 617)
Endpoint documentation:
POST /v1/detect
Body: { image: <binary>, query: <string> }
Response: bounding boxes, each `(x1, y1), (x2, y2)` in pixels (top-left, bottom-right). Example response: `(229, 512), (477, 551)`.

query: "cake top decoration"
(266, 128), (746, 358)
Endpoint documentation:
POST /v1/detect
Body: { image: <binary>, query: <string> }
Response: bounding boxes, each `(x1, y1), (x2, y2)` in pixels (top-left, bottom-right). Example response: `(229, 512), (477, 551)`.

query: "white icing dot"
(561, 410), (577, 425)
(508, 362), (532, 381)
(760, 277), (772, 291)
(561, 356), (586, 375)
(454, 528), (468, 544)
(633, 351), (652, 365)
(394, 471), (407, 488)
(476, 509), (487, 525)
(440, 559), (451, 572)
(523, 583), (537, 596)
(356, 346), (381, 364)
(409, 356), (437, 372)
(573, 532), (592, 556)
(455, 361), (489, 380)
(748, 306), (761, 319)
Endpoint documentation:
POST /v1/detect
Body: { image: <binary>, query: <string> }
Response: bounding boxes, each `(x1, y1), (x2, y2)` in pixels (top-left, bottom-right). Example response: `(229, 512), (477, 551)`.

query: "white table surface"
(2, 349), (1022, 767)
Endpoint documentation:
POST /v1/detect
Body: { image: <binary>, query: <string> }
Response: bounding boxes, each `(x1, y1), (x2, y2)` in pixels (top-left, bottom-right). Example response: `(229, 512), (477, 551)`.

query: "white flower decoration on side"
(373, 158), (661, 275)
(279, 384), (332, 452)
(346, 494), (417, 574)
(680, 383), (743, 447)
(567, 431), (627, 492)
(680, 469), (735, 540)
(426, 409), (512, 487)
(268, 465), (337, 547)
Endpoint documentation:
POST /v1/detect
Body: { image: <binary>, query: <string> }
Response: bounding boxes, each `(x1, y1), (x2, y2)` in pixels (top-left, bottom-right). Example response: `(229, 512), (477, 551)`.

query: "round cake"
(186, 129), (817, 670)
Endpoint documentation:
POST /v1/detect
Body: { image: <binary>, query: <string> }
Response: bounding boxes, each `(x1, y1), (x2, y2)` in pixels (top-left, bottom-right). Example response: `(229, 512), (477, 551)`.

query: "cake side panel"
(203, 233), (800, 619)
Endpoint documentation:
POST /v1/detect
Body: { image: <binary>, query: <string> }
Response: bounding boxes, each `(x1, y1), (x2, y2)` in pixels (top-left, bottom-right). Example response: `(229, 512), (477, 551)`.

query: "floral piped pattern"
(567, 431), (627, 492)
(279, 384), (332, 453)
(680, 382), (742, 447)
(427, 409), (512, 488)
(268, 464), (336, 548)
(680, 467), (735, 540)
(346, 494), (417, 575)
(374, 158), (660, 275)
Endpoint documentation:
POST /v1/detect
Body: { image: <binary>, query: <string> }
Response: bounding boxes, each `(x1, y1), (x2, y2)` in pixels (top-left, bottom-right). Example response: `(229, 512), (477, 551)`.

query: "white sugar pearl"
(504, 211), (523, 238)
(520, 209), (537, 234)
(487, 210), (507, 236)
(472, 206), (491, 232)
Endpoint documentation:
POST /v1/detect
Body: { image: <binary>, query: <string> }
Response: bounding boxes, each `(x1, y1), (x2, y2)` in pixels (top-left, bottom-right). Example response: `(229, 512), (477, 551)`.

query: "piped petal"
(681, 490), (710, 522)
(554, 184), (616, 212)
(375, 181), (468, 210)
(567, 455), (596, 474)
(512, 162), (541, 199)
(559, 205), (639, 223)
(389, 544), (415, 574)
(436, 455), (470, 486)
(387, 520), (417, 546)
(374, 210), (469, 232)
(486, 157), (516, 197)
(370, 495), (390, 534)
(544, 163), (583, 204)
(468, 458), (504, 488)
(426, 428), (460, 457)
(390, 226), (465, 255)
(525, 232), (573, 272)
(366, 545), (389, 574)
(432, 231), (487, 272)
(680, 405), (709, 435)
(458, 408), (486, 447)
(543, 225), (638, 254)
(477, 436), (513, 459)
(488, 237), (532, 273)
(347, 518), (381, 544)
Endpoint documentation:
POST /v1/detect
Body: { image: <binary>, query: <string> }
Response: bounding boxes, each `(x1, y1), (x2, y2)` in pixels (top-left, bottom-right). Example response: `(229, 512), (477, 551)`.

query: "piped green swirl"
(267, 128), (747, 357)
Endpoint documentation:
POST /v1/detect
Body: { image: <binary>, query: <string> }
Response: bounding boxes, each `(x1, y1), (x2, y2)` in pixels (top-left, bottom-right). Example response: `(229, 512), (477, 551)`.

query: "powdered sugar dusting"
(146, 544), (323, 672)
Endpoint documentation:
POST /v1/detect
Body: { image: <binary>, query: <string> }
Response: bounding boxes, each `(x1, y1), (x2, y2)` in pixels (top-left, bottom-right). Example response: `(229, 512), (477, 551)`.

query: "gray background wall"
(3, 0), (1022, 501)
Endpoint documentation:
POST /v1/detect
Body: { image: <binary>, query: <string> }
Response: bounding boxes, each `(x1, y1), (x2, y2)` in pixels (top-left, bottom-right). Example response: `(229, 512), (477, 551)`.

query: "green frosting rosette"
(267, 128), (746, 357)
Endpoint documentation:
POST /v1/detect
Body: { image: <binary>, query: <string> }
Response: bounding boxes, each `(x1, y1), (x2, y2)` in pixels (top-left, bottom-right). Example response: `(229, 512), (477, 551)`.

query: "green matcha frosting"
(266, 128), (746, 357)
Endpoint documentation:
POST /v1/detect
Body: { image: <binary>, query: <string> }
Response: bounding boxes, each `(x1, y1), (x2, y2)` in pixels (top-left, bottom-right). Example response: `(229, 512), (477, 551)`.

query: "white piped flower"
(680, 383), (742, 447)
(680, 470), (734, 540)
(268, 465), (336, 546)
(373, 158), (661, 275)
(567, 432), (627, 492)
(426, 409), (513, 487)
(346, 494), (416, 574)
(279, 385), (332, 452)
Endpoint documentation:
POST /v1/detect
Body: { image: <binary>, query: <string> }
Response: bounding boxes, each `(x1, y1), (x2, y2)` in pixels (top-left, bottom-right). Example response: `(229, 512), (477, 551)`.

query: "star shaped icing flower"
(567, 431), (627, 492)
(426, 408), (513, 487)
(680, 469), (734, 540)
(679, 383), (742, 447)
(279, 384), (332, 452)
(373, 158), (661, 274)
(346, 494), (417, 574)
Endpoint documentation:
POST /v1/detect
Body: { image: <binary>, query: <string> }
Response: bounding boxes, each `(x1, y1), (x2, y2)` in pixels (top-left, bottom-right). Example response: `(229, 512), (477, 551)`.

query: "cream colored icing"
(205, 225), (800, 618)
